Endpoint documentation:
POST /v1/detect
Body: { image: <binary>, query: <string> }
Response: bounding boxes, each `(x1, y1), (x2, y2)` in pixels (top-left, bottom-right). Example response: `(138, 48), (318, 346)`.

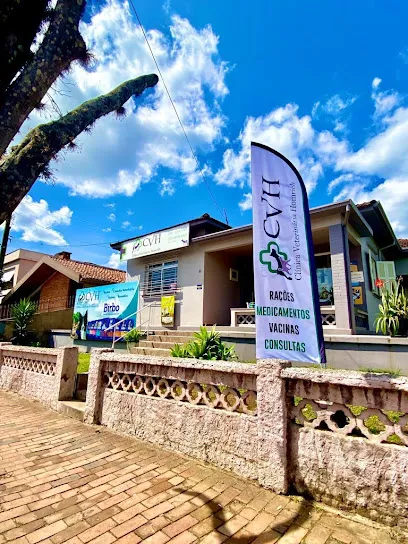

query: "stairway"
(130, 330), (195, 357)
(58, 400), (86, 422)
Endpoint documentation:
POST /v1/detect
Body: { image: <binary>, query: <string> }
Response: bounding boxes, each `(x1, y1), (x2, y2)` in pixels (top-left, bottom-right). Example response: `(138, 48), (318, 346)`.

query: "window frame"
(143, 260), (178, 297)
(376, 260), (396, 292)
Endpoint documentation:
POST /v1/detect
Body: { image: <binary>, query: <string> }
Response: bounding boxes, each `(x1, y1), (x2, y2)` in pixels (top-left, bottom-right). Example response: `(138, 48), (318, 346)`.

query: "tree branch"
(0, 73), (159, 223)
(0, 0), (87, 157)
(0, 0), (50, 101)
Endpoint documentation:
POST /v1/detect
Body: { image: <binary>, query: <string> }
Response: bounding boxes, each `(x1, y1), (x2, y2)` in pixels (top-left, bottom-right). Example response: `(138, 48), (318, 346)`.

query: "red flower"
(375, 278), (385, 288)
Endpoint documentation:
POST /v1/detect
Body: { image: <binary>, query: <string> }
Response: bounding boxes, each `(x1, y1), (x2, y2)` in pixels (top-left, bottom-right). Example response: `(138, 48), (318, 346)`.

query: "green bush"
(374, 279), (408, 336)
(170, 326), (237, 361)
(124, 328), (143, 344)
(11, 298), (37, 345)
(77, 353), (90, 373)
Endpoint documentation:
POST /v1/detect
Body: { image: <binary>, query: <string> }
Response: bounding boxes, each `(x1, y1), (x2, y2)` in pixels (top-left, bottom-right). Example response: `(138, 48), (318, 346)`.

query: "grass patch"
(359, 367), (401, 377)
(77, 353), (90, 374)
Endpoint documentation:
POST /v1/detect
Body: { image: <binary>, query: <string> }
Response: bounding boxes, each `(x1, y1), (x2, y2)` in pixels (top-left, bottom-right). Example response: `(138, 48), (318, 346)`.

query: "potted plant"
(11, 298), (38, 345)
(124, 328), (143, 351)
(374, 277), (408, 337)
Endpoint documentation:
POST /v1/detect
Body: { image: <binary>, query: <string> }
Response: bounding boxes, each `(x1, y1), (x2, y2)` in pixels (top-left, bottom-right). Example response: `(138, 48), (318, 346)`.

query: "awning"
(2, 270), (14, 283)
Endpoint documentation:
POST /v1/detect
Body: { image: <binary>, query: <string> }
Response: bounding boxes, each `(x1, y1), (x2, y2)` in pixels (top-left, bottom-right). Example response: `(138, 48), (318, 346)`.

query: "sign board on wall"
(351, 271), (364, 284)
(120, 224), (190, 261)
(71, 282), (139, 341)
(352, 286), (364, 305)
(251, 142), (326, 365)
(161, 295), (175, 326)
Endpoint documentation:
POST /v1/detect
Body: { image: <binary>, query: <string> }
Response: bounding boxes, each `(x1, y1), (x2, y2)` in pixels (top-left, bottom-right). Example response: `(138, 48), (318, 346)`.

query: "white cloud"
(316, 94), (357, 116)
(371, 77), (401, 118)
(330, 177), (408, 236)
(106, 252), (125, 269)
(327, 173), (354, 194)
(160, 179), (176, 196)
(107, 213), (116, 222)
(104, 203), (115, 208)
(102, 227), (112, 232)
(127, 210), (134, 216)
(312, 94), (356, 135)
(238, 193), (252, 212)
(333, 120), (346, 134)
(17, 1), (229, 199)
(336, 107), (408, 178)
(121, 220), (131, 228)
(12, 196), (72, 246)
(372, 77), (382, 90)
(216, 77), (408, 236)
(215, 103), (321, 193)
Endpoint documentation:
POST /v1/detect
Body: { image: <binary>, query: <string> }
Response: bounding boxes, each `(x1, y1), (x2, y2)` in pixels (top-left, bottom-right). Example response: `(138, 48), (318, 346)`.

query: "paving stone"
(274, 525), (308, 543)
(0, 391), (403, 544)
(135, 515), (170, 539)
(162, 515), (198, 538)
(110, 515), (147, 538)
(218, 515), (249, 536)
(303, 524), (331, 544)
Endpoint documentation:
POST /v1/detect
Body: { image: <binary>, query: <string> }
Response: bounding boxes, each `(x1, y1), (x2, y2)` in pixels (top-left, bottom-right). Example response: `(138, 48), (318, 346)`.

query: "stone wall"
(0, 343), (78, 409)
(283, 367), (408, 527)
(84, 351), (408, 528)
(85, 351), (262, 481)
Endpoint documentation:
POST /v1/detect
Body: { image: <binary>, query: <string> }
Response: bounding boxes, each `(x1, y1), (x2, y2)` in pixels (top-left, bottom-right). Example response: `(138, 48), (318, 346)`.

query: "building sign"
(71, 281), (139, 341)
(352, 286), (363, 305)
(351, 271), (364, 284)
(251, 142), (326, 364)
(120, 224), (190, 261)
(161, 295), (175, 326)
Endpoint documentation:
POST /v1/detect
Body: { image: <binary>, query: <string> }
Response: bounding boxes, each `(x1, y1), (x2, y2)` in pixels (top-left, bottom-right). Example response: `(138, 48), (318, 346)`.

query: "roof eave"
(2, 256), (80, 303)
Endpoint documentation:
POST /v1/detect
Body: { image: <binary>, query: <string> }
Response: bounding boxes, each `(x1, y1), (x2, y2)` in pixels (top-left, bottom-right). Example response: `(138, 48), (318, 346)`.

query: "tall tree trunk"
(0, 214), (12, 287)
(0, 73), (159, 223)
(0, 0), (50, 101)
(0, 0), (87, 157)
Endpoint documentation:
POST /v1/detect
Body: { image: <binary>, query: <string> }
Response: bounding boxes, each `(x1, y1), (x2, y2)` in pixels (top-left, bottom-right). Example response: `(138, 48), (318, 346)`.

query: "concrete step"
(149, 330), (196, 337)
(144, 336), (192, 344)
(130, 347), (171, 357)
(139, 341), (178, 349)
(58, 400), (86, 422)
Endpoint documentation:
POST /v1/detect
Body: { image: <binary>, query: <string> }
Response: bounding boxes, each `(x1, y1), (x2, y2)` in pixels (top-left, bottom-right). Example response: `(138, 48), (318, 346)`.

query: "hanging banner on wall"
(120, 224), (190, 261)
(161, 295), (175, 326)
(71, 281), (139, 341)
(251, 142), (326, 364)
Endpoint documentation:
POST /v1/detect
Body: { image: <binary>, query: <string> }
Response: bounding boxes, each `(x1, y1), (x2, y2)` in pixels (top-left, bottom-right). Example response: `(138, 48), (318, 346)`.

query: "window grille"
(143, 260), (178, 296)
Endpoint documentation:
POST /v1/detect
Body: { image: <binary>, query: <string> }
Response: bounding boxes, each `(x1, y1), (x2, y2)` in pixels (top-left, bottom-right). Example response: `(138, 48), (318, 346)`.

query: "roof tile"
(52, 258), (125, 284)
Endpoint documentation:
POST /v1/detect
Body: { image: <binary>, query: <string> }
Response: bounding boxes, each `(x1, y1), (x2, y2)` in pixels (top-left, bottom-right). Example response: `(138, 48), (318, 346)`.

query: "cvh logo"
(259, 241), (292, 280)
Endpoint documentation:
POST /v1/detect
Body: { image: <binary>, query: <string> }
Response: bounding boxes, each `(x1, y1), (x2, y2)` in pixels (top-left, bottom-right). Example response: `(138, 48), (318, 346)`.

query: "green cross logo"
(259, 241), (292, 280)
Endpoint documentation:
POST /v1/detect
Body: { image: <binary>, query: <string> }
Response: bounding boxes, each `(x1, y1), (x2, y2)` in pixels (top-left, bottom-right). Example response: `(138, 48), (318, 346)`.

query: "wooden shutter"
(376, 261), (396, 291)
(369, 253), (378, 294)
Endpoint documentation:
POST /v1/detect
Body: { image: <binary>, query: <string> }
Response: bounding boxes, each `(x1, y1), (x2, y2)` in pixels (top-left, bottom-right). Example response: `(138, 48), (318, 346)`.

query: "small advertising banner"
(71, 281), (139, 342)
(161, 295), (175, 326)
(120, 224), (190, 261)
(251, 142), (326, 364)
(352, 286), (364, 305)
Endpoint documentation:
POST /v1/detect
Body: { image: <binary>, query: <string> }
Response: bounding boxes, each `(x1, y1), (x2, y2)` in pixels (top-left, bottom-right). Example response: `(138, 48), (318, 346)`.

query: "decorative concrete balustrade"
(85, 351), (408, 527)
(85, 350), (271, 484)
(282, 367), (408, 527)
(0, 343), (78, 409)
(1, 343), (408, 527)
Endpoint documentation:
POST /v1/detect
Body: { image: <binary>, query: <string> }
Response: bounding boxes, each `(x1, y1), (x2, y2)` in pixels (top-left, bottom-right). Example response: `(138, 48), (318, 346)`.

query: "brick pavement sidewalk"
(0, 391), (406, 544)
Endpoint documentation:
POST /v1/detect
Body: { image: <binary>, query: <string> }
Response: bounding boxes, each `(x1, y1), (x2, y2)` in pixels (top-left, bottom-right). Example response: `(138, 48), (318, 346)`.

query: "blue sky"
(6, 0), (408, 268)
